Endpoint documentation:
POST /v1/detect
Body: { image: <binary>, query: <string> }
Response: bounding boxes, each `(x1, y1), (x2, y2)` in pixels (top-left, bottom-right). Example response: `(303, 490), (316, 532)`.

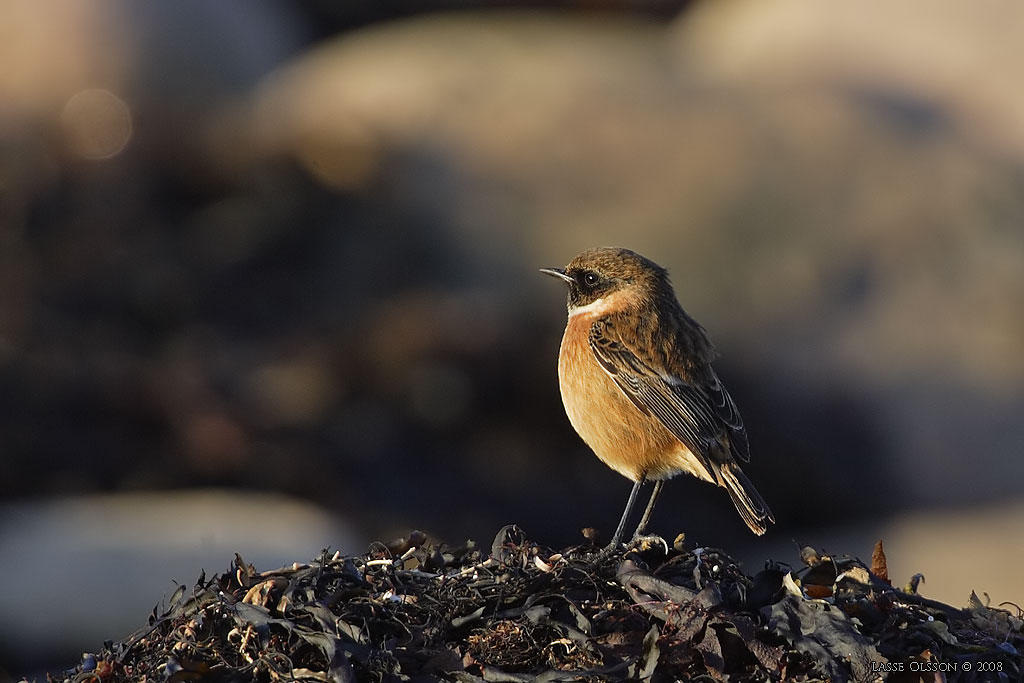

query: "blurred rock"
(0, 490), (358, 672)
(677, 0), (1024, 155)
(0, 2), (132, 122)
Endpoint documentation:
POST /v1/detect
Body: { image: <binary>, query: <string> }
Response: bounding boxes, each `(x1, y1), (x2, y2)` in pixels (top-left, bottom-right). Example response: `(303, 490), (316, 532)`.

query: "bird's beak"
(539, 267), (573, 284)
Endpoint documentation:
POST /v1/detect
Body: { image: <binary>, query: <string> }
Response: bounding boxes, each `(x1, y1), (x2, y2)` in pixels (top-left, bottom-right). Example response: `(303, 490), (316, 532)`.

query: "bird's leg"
(599, 475), (645, 555)
(632, 479), (664, 540)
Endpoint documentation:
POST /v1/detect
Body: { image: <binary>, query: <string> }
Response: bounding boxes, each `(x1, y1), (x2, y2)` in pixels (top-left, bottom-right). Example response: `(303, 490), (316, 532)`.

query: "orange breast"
(557, 313), (692, 482)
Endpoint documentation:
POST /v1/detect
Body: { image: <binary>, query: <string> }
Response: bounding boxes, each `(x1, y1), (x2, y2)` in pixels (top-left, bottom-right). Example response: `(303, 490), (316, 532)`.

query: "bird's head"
(540, 247), (669, 314)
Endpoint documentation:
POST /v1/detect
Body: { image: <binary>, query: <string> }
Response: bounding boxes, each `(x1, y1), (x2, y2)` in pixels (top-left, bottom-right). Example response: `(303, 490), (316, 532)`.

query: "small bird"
(541, 247), (773, 551)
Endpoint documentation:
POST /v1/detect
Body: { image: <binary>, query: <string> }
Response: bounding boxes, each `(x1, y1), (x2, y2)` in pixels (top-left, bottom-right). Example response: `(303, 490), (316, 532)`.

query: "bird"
(541, 247), (773, 552)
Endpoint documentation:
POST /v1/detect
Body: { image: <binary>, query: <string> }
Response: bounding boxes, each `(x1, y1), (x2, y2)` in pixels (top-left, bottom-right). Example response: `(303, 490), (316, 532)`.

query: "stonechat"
(541, 247), (774, 551)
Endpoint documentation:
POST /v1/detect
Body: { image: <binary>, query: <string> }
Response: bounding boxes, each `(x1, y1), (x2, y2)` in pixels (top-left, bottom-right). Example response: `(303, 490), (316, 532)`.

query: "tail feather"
(718, 462), (775, 535)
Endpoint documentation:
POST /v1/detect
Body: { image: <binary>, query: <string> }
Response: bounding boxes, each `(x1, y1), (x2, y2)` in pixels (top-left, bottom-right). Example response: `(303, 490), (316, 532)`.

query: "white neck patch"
(568, 296), (612, 318)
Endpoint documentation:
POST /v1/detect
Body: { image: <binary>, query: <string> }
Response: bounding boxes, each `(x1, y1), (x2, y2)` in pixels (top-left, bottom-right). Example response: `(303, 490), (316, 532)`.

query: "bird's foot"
(627, 533), (669, 555)
(591, 541), (623, 562)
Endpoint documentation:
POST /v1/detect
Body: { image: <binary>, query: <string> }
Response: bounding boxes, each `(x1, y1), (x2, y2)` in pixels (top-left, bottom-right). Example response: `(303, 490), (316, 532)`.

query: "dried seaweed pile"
(56, 526), (1022, 683)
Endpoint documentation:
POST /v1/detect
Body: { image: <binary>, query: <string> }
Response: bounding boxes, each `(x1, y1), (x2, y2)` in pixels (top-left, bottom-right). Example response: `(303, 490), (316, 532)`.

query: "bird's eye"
(583, 272), (600, 287)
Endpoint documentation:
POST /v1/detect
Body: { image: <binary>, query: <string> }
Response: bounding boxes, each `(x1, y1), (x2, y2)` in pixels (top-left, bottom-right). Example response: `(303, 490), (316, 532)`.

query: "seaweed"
(48, 526), (1022, 682)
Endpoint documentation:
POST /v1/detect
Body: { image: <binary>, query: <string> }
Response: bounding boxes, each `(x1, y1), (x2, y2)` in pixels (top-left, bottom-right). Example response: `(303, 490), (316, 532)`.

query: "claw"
(629, 534), (669, 555)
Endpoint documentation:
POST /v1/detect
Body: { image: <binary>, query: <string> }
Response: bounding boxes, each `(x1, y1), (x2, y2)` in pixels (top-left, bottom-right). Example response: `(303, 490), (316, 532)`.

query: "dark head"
(540, 247), (671, 312)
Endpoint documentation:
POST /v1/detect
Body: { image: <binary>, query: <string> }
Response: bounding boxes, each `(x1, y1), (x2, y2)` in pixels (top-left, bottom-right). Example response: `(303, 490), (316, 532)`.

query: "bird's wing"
(588, 319), (751, 478)
(703, 368), (750, 462)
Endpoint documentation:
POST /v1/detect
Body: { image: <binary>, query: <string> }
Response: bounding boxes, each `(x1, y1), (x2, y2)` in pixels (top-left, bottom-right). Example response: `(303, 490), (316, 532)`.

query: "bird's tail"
(718, 462), (775, 535)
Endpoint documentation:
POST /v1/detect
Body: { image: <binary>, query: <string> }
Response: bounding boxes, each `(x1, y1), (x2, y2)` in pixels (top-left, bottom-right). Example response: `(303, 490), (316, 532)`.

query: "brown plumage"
(541, 247), (774, 550)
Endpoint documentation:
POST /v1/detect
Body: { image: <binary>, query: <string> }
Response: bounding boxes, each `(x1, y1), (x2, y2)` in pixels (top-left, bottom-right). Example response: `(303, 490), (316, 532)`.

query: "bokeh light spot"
(61, 88), (133, 160)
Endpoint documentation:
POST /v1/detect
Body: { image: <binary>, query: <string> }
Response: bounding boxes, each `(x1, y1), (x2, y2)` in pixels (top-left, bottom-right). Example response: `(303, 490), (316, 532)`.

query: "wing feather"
(588, 319), (751, 473)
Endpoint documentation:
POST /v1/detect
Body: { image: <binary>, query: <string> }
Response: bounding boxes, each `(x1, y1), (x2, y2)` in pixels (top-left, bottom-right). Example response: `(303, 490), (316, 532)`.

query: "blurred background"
(2, 0), (1023, 677)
